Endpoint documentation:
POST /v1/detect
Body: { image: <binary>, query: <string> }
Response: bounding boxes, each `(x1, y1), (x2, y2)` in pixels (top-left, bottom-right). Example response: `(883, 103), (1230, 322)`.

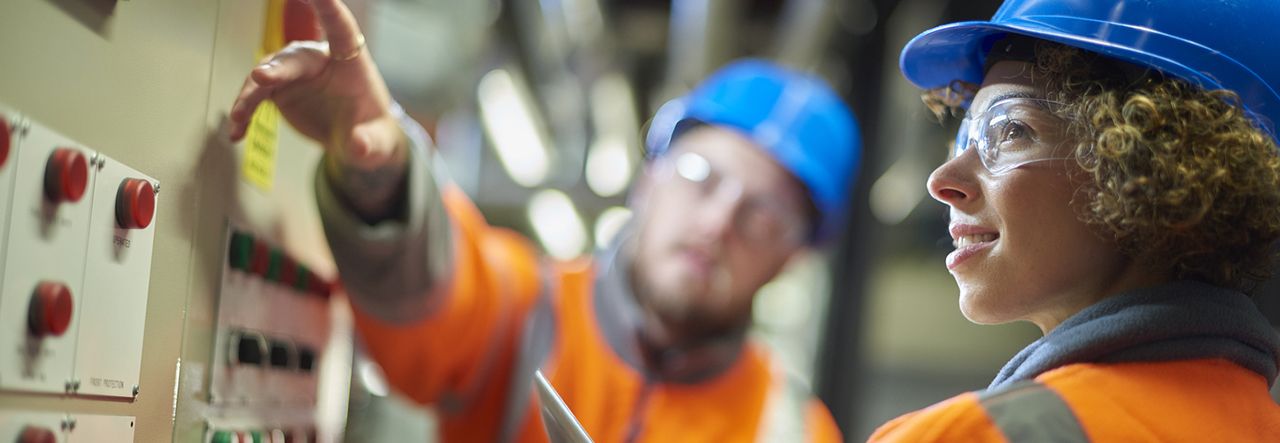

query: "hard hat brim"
(899, 18), (1279, 136)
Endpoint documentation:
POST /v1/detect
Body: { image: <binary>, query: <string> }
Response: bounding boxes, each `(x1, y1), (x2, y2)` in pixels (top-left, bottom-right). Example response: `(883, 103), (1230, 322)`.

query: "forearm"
(315, 104), (454, 324)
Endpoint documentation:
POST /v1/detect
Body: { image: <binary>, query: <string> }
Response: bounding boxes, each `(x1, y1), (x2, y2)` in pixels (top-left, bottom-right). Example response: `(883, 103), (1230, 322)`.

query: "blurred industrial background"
(1, 0), (1278, 442)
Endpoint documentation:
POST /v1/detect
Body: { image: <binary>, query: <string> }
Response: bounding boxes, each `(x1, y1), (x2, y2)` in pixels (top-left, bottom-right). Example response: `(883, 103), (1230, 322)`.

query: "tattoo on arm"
(326, 137), (411, 225)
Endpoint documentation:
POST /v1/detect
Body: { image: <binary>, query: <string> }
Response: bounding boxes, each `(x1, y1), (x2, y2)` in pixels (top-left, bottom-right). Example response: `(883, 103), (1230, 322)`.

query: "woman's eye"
(996, 120), (1033, 145)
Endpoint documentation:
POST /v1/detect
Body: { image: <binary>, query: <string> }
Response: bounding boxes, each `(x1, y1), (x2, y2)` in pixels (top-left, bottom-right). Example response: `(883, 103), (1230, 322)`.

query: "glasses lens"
(952, 118), (970, 161)
(972, 98), (1067, 174)
(675, 152), (712, 183)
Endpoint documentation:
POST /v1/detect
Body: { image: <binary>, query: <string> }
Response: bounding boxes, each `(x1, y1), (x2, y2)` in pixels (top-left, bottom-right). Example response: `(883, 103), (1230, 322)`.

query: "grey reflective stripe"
(978, 380), (1089, 443)
(497, 276), (558, 443)
(754, 360), (810, 442)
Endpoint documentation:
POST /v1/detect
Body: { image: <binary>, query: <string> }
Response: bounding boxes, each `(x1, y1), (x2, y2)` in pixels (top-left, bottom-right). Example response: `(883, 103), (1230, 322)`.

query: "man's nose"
(696, 184), (744, 241)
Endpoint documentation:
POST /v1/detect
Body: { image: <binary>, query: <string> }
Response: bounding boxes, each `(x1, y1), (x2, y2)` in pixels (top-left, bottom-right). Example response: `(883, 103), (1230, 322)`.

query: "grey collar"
(990, 280), (1280, 390)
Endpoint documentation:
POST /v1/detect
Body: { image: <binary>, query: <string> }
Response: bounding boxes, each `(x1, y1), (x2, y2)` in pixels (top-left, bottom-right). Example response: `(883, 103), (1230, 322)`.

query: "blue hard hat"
(899, 0), (1280, 139)
(646, 59), (861, 244)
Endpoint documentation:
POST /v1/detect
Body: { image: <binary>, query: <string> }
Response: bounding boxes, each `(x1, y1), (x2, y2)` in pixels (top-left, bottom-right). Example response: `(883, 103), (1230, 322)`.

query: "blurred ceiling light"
(590, 73), (640, 137)
(870, 156), (928, 225)
(586, 136), (632, 197)
(477, 69), (552, 187)
(587, 73), (640, 197)
(593, 206), (633, 250)
(561, 0), (605, 45)
(529, 189), (589, 259)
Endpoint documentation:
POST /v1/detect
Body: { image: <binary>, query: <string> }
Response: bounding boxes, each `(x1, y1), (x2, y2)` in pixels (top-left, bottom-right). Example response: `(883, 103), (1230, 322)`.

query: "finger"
(310, 0), (363, 57)
(250, 42), (328, 87)
(228, 76), (274, 141)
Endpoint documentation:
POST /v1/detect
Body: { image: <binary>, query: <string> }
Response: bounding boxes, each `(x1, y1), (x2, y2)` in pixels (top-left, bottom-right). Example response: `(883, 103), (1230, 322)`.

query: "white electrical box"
(74, 156), (159, 398)
(0, 411), (66, 443)
(0, 119), (96, 394)
(0, 105), (23, 302)
(0, 411), (135, 443)
(64, 414), (136, 443)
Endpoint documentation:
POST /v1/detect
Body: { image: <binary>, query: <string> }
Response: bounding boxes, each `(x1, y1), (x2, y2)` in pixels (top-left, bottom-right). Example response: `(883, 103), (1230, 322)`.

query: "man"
(229, 1), (860, 441)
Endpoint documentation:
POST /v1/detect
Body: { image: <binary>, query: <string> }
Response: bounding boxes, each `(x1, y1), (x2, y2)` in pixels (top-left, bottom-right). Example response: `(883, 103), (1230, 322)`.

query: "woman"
(875, 1), (1280, 441)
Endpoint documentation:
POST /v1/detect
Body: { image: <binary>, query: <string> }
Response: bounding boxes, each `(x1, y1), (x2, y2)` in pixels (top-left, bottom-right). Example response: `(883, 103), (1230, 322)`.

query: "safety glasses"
(652, 152), (809, 247)
(952, 97), (1071, 174)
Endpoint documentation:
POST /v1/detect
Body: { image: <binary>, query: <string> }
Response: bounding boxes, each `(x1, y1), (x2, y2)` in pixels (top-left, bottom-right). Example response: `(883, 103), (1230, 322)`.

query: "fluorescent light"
(585, 136), (633, 197)
(586, 72), (639, 197)
(593, 206), (633, 249)
(528, 189), (588, 259)
(477, 69), (551, 187)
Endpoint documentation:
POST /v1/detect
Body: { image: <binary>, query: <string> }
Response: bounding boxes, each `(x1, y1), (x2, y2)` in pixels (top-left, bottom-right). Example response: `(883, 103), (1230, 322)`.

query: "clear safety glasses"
(952, 97), (1072, 174)
(652, 152), (809, 247)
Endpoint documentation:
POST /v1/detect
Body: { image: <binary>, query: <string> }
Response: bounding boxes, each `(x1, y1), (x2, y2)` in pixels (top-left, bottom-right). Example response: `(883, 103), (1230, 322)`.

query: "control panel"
(0, 3), (357, 441)
(203, 229), (334, 442)
(0, 108), (159, 397)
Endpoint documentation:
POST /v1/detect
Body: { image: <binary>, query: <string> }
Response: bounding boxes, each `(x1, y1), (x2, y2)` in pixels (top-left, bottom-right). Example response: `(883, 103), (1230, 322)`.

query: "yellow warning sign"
(240, 0), (288, 192)
(242, 100), (280, 192)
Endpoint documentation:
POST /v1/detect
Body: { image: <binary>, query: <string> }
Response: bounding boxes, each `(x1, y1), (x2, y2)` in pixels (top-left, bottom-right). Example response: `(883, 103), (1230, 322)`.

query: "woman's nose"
(927, 150), (980, 207)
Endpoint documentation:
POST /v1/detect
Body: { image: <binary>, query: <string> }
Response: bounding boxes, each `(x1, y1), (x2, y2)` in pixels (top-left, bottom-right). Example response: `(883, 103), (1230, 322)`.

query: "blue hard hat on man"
(899, 0), (1280, 140)
(647, 59), (862, 243)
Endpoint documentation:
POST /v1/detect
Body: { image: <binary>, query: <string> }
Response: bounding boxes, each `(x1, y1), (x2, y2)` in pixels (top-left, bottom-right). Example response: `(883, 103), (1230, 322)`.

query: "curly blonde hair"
(926, 40), (1280, 291)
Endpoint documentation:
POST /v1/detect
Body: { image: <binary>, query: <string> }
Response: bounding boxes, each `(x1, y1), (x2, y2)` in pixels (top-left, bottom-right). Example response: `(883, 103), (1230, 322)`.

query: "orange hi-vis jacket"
(870, 359), (1280, 442)
(319, 150), (841, 443)
(869, 281), (1280, 442)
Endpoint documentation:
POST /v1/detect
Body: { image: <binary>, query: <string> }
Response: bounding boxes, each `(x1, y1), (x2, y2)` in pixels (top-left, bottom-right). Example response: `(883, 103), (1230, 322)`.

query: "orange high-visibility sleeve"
(1038, 359), (1280, 441)
(350, 186), (543, 410)
(867, 392), (1006, 442)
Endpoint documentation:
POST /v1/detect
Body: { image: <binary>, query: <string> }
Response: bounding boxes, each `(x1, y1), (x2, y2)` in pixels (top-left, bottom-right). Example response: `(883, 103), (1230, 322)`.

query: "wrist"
(324, 125), (410, 223)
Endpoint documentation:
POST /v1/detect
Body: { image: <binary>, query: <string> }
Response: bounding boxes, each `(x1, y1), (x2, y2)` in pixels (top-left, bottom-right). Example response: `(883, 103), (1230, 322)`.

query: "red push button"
(18, 425), (56, 443)
(28, 281), (74, 337)
(0, 116), (11, 170)
(116, 178), (155, 229)
(44, 148), (88, 203)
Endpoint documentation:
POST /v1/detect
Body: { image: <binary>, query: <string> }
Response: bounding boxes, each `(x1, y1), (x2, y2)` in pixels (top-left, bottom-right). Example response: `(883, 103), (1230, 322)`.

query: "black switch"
(233, 331), (266, 366)
(269, 339), (295, 369)
(297, 346), (317, 373)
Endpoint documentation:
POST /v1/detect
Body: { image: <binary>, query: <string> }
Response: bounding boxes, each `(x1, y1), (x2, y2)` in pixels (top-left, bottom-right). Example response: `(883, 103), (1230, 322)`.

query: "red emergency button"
(0, 116), (12, 170)
(44, 148), (89, 203)
(116, 178), (155, 229)
(18, 426), (56, 443)
(28, 281), (74, 337)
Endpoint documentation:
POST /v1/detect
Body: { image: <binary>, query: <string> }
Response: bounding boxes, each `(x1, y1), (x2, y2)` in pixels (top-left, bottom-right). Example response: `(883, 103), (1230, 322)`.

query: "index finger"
(310, 0), (363, 56)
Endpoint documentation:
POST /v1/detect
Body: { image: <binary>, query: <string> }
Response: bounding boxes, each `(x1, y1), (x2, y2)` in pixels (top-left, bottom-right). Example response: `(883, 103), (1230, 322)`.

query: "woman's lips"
(947, 224), (999, 270)
(946, 238), (996, 270)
